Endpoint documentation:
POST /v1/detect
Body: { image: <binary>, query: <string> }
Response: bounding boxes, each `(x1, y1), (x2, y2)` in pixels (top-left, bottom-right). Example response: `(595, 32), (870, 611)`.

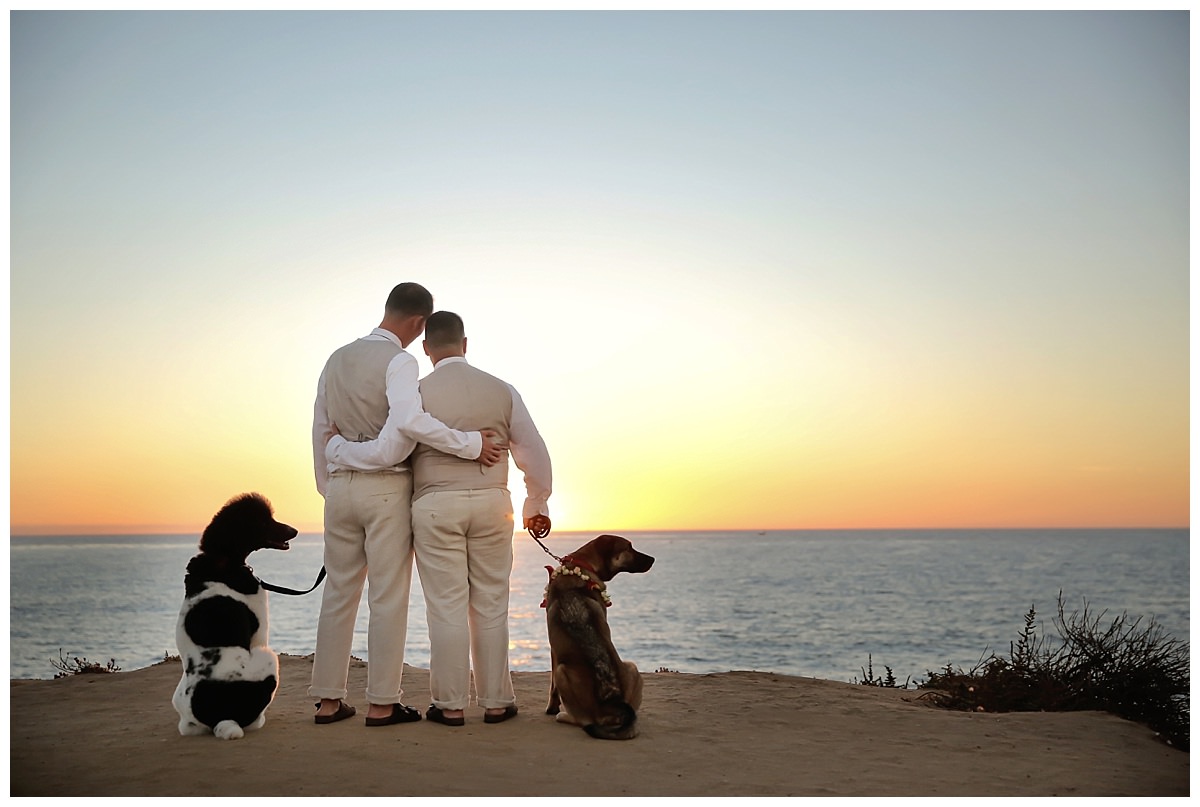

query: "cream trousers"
(412, 488), (516, 711)
(309, 470), (413, 705)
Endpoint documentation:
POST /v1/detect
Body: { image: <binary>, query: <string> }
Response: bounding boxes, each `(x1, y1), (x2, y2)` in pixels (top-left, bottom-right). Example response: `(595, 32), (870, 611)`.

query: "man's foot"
(426, 705), (466, 726)
(483, 704), (519, 724)
(365, 703), (422, 726)
(314, 700), (356, 724)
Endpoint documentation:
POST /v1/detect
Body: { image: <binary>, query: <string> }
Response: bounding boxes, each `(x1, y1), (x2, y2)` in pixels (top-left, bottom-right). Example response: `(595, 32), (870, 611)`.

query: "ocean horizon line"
(9, 525), (1189, 541)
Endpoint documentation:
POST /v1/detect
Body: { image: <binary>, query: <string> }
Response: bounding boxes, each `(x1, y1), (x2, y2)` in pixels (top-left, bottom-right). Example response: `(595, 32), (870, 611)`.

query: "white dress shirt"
(314, 329), (482, 496)
(327, 356), (553, 520)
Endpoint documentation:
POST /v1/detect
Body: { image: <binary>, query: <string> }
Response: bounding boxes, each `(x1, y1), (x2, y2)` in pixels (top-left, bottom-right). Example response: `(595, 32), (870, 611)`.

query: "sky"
(8, 10), (1191, 535)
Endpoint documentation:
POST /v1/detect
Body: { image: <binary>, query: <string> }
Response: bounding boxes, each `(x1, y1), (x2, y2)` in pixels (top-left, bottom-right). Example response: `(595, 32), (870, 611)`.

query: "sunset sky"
(9, 10), (1190, 535)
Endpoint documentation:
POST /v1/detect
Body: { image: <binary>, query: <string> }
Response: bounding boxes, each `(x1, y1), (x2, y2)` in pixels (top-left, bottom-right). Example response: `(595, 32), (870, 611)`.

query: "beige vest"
(412, 361), (513, 501)
(324, 337), (407, 468)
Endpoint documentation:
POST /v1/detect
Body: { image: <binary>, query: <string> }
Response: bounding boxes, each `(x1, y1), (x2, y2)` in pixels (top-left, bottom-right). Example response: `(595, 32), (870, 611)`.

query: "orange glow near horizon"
(8, 309), (1191, 536)
(9, 325), (1190, 536)
(10, 392), (1189, 536)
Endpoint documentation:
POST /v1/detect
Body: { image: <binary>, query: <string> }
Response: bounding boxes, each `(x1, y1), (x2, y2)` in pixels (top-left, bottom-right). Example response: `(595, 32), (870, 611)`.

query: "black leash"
(262, 527), (550, 595)
(259, 566), (327, 596)
(528, 526), (563, 564)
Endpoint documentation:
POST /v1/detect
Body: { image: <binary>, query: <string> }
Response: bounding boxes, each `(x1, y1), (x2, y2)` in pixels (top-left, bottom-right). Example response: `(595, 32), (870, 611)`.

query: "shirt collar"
(434, 356), (469, 369)
(368, 327), (403, 348)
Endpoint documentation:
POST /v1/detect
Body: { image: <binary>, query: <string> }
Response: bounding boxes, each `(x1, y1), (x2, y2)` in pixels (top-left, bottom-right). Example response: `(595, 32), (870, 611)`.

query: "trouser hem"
(308, 687), (349, 700)
(431, 698), (470, 711)
(477, 698), (518, 710)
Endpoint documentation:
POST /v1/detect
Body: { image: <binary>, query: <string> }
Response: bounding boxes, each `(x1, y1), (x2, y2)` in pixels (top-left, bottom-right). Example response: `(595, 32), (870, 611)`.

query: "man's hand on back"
(477, 429), (506, 467)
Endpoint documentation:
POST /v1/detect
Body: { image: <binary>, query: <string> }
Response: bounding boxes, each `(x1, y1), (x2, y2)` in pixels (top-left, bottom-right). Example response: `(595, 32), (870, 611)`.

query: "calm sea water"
(8, 529), (1189, 685)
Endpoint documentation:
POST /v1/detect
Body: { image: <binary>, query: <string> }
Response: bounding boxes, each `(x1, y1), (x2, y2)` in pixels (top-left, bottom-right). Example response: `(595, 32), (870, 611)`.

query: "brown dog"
(543, 534), (654, 739)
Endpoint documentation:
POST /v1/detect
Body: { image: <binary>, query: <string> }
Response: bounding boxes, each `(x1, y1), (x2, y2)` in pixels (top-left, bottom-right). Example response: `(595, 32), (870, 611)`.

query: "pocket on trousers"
(491, 490), (514, 521)
(412, 493), (438, 522)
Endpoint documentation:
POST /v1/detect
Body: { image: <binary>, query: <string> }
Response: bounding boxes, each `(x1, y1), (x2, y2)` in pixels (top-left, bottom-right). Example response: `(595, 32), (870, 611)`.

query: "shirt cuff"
(324, 434), (347, 463)
(522, 498), (550, 521)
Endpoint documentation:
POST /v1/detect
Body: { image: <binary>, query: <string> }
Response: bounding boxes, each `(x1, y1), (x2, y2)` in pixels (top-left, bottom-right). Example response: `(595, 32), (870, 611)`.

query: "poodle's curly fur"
(172, 493), (297, 740)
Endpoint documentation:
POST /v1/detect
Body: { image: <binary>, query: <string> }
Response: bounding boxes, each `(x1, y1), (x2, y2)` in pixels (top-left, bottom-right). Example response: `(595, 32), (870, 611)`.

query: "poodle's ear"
(199, 507), (228, 554)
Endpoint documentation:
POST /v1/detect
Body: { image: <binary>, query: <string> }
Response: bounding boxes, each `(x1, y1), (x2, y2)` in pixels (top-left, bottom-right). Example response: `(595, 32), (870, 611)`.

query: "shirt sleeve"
(507, 384), (553, 521)
(312, 365), (332, 497)
(325, 351), (483, 471)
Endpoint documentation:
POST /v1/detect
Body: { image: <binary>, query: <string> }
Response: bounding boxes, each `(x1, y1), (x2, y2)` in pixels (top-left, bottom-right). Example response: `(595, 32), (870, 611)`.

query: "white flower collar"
(541, 562), (611, 608)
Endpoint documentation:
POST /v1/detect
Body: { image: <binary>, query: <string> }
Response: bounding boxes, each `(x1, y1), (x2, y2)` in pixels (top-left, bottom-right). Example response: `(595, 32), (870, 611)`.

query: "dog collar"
(540, 563), (612, 608)
(560, 554), (600, 576)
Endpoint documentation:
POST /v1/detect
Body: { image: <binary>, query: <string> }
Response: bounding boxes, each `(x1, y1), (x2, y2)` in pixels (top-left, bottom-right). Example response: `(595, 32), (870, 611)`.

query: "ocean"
(8, 529), (1190, 687)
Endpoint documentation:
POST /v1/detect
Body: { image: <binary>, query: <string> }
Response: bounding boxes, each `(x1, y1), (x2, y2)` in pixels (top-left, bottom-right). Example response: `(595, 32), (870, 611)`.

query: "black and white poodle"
(172, 493), (297, 740)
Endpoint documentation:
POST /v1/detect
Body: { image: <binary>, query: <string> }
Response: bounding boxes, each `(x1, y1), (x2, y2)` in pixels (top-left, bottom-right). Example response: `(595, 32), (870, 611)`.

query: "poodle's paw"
(213, 720), (245, 740)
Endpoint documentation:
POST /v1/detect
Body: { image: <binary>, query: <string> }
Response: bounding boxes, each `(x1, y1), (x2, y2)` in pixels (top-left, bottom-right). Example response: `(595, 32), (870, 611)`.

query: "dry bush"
(51, 649), (122, 678)
(917, 593), (1189, 751)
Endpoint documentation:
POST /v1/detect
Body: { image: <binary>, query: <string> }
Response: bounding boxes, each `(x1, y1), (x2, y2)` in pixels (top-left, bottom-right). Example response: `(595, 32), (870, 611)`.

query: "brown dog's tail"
(584, 701), (638, 740)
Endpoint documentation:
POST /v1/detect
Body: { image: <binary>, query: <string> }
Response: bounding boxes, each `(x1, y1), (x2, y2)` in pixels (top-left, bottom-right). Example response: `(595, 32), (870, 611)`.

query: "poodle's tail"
(213, 719), (245, 740)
